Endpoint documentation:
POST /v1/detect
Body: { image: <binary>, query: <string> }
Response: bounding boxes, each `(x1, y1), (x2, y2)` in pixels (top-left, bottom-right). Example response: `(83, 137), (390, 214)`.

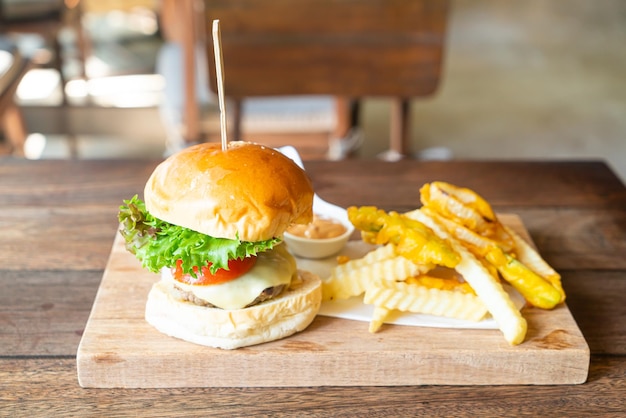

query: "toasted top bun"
(144, 142), (314, 241)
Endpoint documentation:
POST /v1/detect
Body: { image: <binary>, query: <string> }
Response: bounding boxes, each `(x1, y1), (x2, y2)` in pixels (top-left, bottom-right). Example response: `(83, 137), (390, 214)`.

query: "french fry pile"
(322, 181), (565, 345)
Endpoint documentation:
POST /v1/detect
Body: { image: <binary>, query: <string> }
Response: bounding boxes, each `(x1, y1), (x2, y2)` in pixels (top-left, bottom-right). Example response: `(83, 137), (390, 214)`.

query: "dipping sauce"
(287, 215), (347, 239)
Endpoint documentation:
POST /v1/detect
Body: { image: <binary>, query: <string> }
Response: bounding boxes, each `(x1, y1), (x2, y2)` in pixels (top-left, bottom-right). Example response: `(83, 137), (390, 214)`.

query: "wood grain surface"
(77, 215), (589, 388)
(4, 358), (626, 417)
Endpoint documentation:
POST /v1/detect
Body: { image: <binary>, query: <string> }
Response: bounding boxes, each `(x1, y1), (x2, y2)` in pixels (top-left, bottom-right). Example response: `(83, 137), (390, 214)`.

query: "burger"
(118, 141), (322, 349)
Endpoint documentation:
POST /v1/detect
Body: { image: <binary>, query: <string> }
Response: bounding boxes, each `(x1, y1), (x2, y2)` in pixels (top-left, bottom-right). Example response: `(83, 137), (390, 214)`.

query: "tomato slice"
(172, 256), (257, 285)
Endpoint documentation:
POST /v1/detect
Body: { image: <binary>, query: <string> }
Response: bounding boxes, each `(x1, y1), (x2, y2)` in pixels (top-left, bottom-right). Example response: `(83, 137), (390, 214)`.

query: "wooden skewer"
(212, 19), (228, 151)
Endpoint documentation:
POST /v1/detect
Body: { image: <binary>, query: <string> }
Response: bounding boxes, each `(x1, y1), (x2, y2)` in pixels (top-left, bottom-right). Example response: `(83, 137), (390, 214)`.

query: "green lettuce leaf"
(118, 195), (280, 275)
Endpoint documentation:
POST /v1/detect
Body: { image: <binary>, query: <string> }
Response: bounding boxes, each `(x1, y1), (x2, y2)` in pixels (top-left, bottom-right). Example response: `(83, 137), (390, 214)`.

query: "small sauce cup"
(284, 206), (354, 259)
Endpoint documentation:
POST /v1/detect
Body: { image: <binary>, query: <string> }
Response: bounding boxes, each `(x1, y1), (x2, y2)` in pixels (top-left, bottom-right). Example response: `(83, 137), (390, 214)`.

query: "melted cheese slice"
(161, 245), (296, 310)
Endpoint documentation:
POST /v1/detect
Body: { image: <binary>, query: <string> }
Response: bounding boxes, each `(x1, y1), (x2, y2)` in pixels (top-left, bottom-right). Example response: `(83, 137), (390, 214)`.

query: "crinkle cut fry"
(364, 280), (489, 328)
(322, 255), (430, 301)
(332, 244), (396, 275)
(369, 306), (391, 333)
(406, 208), (528, 345)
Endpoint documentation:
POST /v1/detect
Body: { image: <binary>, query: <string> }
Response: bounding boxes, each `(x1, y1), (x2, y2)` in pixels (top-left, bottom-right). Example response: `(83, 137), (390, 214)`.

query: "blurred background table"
(0, 157), (624, 415)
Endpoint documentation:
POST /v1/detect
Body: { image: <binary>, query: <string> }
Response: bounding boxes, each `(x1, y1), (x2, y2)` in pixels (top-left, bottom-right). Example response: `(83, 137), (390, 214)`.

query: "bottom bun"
(145, 270), (322, 349)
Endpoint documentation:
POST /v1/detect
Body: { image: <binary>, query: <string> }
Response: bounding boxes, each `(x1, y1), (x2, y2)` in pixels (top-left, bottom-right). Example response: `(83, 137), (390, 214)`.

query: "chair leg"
(72, 3), (89, 80)
(333, 97), (353, 139)
(389, 98), (410, 157)
(2, 104), (28, 157)
(328, 97), (362, 160)
(52, 36), (68, 105)
(181, 0), (201, 144)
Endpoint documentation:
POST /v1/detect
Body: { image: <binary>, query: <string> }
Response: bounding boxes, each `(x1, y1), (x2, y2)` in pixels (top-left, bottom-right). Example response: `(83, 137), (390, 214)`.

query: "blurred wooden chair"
(0, 37), (30, 155)
(199, 0), (450, 159)
(0, 0), (87, 104)
(159, 0), (341, 159)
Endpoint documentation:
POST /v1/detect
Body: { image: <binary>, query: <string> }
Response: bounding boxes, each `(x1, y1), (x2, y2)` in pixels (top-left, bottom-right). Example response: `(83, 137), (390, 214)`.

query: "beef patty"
(171, 284), (287, 309)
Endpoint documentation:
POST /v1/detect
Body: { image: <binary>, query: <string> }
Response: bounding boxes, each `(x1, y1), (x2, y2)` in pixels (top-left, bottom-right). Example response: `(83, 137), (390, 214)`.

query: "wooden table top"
(1, 157), (625, 416)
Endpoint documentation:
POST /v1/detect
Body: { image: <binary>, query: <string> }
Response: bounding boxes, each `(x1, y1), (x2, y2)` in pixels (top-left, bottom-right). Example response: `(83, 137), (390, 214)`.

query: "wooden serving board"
(77, 214), (589, 388)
